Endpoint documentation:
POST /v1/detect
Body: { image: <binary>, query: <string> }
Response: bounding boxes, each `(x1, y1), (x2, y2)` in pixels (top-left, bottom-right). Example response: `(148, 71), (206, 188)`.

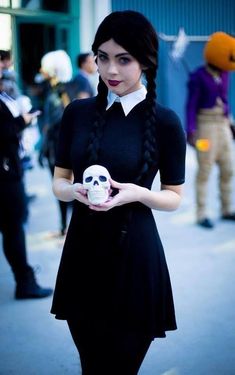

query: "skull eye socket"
(85, 176), (93, 183)
(99, 175), (107, 182)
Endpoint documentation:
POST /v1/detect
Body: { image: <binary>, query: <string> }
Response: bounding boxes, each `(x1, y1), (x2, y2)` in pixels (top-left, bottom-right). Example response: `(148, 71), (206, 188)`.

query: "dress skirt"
(51, 201), (177, 339)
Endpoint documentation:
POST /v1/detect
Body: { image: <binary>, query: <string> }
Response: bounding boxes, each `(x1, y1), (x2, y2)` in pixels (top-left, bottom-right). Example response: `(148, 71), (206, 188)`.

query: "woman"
(0, 69), (52, 299)
(51, 10), (186, 375)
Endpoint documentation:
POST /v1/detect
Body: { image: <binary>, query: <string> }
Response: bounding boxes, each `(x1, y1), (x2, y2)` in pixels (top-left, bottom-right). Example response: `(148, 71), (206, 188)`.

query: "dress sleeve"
(159, 109), (186, 185)
(55, 103), (74, 169)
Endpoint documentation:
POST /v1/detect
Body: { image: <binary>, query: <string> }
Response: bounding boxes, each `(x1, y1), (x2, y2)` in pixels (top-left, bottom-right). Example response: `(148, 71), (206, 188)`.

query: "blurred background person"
(66, 52), (97, 101)
(0, 49), (20, 99)
(38, 50), (73, 236)
(0, 62), (52, 300)
(186, 32), (235, 229)
(0, 49), (41, 218)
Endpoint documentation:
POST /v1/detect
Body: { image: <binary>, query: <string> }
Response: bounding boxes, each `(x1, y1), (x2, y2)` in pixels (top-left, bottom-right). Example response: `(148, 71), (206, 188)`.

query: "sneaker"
(197, 218), (214, 229)
(221, 213), (235, 221)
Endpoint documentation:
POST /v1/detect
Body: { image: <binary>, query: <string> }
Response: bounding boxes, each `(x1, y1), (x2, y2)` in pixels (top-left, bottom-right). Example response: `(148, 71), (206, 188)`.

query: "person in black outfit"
(51, 11), (186, 375)
(0, 73), (53, 299)
(39, 50), (73, 236)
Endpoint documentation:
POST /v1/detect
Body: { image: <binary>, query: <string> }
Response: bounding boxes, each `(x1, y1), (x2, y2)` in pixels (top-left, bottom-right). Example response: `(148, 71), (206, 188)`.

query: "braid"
(86, 77), (108, 165)
(136, 68), (157, 184)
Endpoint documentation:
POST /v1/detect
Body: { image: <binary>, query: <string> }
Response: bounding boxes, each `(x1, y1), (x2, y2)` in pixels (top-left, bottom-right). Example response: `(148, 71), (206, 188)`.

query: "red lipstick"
(108, 80), (121, 86)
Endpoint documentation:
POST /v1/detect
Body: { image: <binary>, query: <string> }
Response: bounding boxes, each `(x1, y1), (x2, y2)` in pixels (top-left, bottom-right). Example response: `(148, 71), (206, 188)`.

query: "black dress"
(51, 97), (186, 339)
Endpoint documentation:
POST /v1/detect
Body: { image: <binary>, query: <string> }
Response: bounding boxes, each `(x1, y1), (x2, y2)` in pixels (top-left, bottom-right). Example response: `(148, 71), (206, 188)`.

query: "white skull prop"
(83, 165), (111, 205)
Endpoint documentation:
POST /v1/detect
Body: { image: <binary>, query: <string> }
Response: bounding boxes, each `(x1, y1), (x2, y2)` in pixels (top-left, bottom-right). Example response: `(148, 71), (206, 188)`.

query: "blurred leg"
(0, 181), (52, 299)
(216, 124), (234, 215)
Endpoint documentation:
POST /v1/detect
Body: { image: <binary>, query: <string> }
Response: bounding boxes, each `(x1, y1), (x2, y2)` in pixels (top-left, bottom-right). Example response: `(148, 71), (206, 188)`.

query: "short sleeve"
(55, 103), (74, 169)
(158, 109), (186, 185)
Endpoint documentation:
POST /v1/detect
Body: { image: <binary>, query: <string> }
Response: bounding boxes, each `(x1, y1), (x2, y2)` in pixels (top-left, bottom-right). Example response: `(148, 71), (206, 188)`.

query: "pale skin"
(53, 39), (183, 212)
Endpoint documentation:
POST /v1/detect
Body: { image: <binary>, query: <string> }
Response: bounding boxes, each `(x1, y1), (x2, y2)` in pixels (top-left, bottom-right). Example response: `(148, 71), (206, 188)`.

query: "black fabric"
(0, 181), (31, 281)
(51, 97), (186, 338)
(67, 318), (152, 375)
(0, 98), (26, 182)
(0, 96), (32, 282)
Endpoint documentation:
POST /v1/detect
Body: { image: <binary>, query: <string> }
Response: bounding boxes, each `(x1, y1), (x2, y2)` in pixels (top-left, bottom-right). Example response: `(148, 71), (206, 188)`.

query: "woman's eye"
(98, 54), (107, 62)
(119, 57), (130, 65)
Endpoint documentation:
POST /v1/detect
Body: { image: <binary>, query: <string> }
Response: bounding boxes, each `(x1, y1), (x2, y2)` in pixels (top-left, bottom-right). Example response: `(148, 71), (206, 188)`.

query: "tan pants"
(195, 107), (234, 220)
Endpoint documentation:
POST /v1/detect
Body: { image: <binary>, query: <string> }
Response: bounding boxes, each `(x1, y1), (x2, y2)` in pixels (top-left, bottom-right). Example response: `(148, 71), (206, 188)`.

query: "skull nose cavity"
(94, 180), (99, 186)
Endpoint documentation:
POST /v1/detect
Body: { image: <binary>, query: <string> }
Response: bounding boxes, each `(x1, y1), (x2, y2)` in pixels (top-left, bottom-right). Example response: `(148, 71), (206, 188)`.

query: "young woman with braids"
(51, 10), (186, 375)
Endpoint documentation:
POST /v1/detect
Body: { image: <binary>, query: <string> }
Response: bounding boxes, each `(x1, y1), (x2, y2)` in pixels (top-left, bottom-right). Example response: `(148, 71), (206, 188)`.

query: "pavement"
(0, 145), (235, 375)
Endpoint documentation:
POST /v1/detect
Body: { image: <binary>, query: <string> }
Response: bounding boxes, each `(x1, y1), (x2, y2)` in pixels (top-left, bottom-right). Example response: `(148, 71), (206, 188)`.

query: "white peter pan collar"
(106, 85), (147, 116)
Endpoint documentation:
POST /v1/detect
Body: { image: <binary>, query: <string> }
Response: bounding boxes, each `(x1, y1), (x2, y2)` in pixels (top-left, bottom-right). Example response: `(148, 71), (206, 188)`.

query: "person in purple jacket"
(186, 32), (235, 228)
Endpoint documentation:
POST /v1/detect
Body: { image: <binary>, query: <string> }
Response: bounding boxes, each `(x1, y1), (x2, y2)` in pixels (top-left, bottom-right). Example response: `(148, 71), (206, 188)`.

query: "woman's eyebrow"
(97, 49), (130, 58)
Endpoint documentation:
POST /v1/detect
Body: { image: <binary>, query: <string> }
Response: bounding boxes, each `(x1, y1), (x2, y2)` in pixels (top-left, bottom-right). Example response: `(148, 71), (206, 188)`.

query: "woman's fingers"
(109, 178), (123, 189)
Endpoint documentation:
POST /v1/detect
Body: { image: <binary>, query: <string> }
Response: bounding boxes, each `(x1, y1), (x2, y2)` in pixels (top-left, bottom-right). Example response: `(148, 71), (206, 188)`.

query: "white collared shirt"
(106, 85), (147, 116)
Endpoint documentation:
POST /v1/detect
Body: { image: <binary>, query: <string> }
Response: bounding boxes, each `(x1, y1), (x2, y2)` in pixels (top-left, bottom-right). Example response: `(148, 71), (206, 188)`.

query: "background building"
(0, 0), (110, 93)
(1, 0), (235, 126)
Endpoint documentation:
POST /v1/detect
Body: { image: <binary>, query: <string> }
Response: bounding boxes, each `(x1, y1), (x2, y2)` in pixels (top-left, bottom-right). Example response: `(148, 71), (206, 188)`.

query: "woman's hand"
(53, 167), (90, 205)
(71, 183), (90, 206)
(88, 178), (183, 212)
(22, 111), (41, 125)
(88, 178), (142, 211)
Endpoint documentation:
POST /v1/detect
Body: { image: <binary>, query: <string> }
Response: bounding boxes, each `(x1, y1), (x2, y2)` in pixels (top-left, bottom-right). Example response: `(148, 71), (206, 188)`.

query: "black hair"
(77, 53), (92, 68)
(0, 50), (11, 61)
(87, 10), (159, 184)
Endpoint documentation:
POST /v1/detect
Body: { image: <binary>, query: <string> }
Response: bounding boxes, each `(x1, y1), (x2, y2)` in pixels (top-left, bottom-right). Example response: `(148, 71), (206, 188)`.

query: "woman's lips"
(108, 80), (121, 87)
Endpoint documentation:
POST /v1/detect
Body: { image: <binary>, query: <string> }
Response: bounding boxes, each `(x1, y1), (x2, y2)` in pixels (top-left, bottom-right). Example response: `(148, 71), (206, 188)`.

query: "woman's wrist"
(136, 186), (150, 204)
(53, 178), (74, 202)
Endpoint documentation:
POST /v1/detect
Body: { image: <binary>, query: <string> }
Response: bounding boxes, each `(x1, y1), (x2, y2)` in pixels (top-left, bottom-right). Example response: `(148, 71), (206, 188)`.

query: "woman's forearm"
(52, 178), (74, 202)
(138, 186), (182, 211)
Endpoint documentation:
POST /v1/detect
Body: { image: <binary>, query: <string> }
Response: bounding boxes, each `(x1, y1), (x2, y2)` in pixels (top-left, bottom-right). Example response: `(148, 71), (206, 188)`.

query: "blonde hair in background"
(41, 50), (73, 83)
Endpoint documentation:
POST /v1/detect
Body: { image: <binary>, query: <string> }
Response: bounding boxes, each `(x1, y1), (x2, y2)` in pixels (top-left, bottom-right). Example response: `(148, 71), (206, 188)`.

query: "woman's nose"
(107, 62), (118, 74)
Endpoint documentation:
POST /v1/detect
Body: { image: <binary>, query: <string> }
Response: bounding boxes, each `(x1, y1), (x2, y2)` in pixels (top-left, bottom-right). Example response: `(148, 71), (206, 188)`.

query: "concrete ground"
(0, 146), (235, 375)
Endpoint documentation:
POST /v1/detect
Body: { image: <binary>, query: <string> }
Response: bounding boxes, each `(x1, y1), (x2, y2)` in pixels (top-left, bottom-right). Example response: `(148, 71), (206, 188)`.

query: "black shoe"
(221, 213), (235, 221)
(197, 218), (214, 229)
(15, 269), (53, 300)
(15, 284), (53, 299)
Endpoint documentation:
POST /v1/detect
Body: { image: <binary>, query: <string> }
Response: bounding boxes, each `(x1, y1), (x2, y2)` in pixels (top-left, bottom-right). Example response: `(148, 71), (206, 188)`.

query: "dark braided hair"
(86, 77), (107, 164)
(87, 10), (159, 184)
